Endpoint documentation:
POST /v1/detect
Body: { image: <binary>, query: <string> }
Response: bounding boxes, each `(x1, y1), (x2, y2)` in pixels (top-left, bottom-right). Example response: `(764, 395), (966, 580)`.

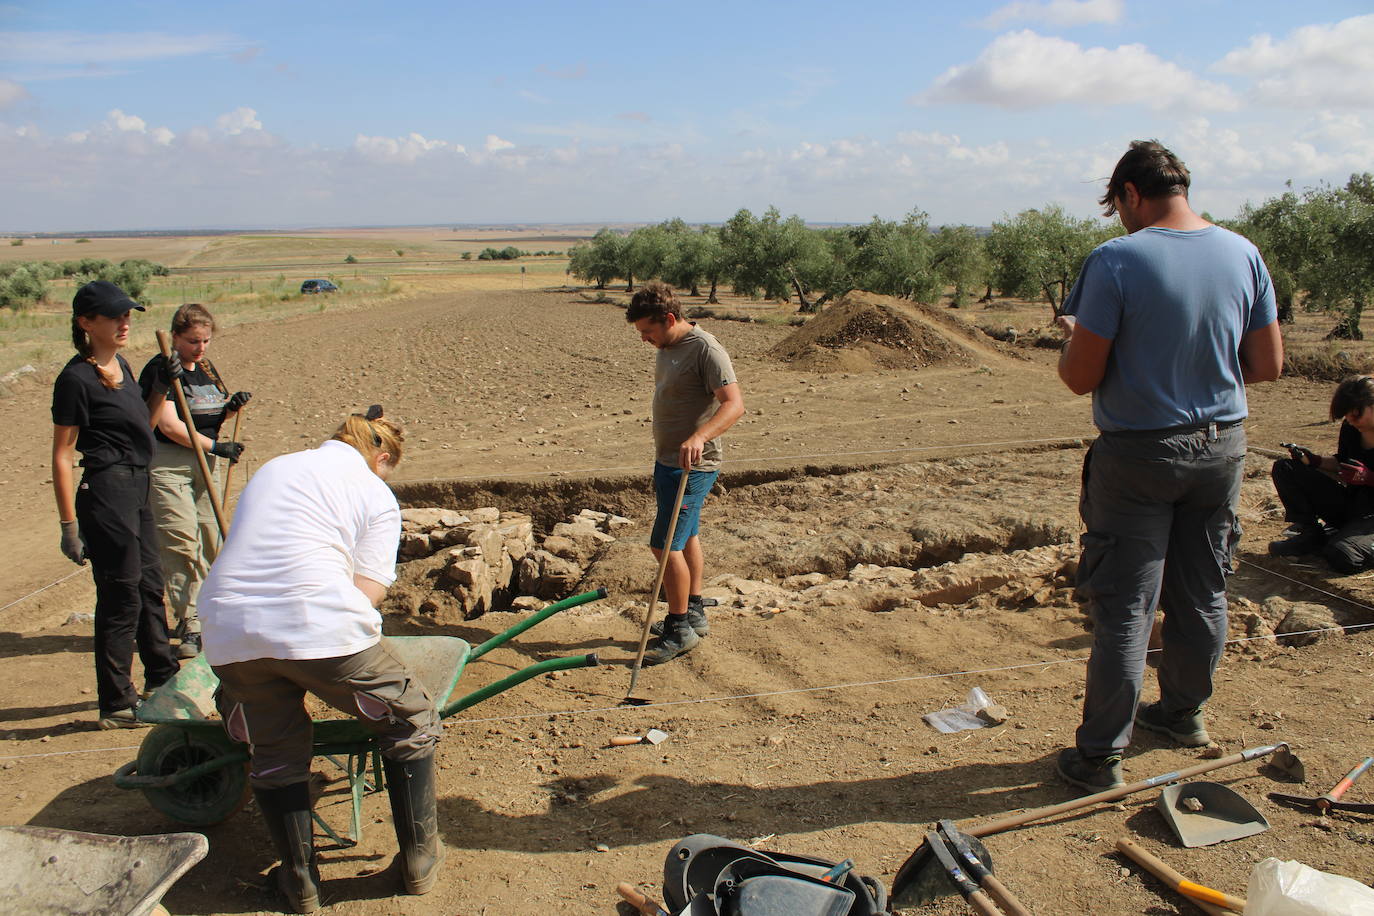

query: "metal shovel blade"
(890, 831), (994, 906)
(1156, 781), (1270, 847)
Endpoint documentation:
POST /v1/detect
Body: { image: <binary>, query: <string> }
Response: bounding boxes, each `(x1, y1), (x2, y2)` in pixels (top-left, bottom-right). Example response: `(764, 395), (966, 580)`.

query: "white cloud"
(0, 79), (28, 109)
(106, 109), (147, 132)
(484, 134), (515, 153)
(150, 126), (174, 146)
(981, 0), (1123, 28)
(518, 89), (550, 104)
(1214, 14), (1374, 108)
(216, 107), (262, 135)
(0, 30), (238, 64)
(920, 31), (1238, 111)
(353, 132), (464, 164)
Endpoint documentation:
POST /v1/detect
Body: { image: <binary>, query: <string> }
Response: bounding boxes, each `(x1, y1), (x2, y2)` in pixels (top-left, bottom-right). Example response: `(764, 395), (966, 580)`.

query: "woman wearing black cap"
(51, 279), (182, 729)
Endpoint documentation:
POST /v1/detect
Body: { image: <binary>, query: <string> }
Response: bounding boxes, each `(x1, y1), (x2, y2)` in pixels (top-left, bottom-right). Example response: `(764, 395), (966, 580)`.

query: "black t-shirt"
(138, 357), (228, 444)
(51, 354), (156, 470)
(1337, 422), (1374, 467)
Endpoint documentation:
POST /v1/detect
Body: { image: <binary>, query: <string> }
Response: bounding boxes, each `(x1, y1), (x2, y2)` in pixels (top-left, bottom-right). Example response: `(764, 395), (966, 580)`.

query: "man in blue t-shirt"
(1054, 140), (1283, 792)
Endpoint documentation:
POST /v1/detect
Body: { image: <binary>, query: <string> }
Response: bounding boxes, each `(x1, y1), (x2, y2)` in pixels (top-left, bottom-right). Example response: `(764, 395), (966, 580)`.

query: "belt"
(1101, 419), (1244, 440)
(82, 463), (148, 477)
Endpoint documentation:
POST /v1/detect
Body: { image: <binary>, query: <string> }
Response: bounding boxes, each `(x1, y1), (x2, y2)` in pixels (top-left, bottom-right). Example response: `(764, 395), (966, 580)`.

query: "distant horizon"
(1, 219), (902, 238)
(4, 2), (1370, 232)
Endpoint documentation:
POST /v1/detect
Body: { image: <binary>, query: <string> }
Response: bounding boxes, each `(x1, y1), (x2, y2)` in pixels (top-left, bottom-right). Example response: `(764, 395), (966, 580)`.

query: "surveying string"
(5, 619), (1372, 762)
(0, 567), (87, 614)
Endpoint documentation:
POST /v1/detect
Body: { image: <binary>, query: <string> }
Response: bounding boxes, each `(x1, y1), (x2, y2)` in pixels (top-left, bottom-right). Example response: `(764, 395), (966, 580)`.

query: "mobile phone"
(1282, 443), (1316, 462)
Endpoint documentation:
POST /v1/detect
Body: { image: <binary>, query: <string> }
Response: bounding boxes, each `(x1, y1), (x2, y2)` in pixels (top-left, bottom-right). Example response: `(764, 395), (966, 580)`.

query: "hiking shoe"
(649, 603), (710, 638)
(98, 705), (150, 730)
(1135, 701), (1212, 747)
(177, 632), (202, 660)
(643, 614), (701, 666)
(1269, 525), (1326, 557)
(1056, 747), (1124, 791)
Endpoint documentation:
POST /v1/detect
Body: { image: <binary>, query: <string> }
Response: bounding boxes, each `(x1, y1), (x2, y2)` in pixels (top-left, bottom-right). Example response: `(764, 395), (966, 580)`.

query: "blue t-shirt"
(1062, 225), (1276, 432)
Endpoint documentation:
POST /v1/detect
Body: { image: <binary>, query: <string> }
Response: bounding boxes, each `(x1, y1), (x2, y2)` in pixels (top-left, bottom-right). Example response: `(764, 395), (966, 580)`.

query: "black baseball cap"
(72, 280), (145, 318)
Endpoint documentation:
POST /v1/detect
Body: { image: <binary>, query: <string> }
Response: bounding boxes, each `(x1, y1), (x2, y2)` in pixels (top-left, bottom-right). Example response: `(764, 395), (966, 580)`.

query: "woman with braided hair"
(50, 280), (182, 730)
(136, 303), (249, 659)
(199, 407), (442, 913)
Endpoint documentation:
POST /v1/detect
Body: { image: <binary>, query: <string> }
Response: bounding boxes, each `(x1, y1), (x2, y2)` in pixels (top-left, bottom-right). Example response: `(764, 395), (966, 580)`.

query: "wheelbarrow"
(113, 587), (608, 846)
(0, 824), (207, 916)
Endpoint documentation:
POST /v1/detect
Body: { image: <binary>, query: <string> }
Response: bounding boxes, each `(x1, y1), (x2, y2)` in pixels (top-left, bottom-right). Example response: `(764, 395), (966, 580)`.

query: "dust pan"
(1157, 781), (1270, 847)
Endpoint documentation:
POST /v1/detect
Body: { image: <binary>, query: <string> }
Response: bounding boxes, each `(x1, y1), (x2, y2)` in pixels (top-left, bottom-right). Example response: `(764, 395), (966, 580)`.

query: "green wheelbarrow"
(113, 587), (608, 845)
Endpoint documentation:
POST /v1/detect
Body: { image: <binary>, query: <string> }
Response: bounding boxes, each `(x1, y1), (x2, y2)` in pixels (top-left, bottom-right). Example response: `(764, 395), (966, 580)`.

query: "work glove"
(225, 391), (252, 413)
(210, 440), (245, 464)
(148, 354), (184, 396)
(1339, 460), (1374, 486)
(59, 520), (86, 566)
(1286, 444), (1319, 465)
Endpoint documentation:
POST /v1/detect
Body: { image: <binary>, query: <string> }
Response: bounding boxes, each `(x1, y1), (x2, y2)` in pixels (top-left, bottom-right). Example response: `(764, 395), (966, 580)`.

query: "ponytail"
(331, 406), (404, 468)
(71, 316), (121, 390)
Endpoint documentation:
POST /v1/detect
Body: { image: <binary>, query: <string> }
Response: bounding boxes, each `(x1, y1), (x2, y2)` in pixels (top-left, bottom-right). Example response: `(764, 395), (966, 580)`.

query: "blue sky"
(2, 0), (1372, 231)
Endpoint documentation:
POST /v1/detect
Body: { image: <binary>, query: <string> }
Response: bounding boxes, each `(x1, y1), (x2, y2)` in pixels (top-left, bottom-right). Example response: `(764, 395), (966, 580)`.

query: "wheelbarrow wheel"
(136, 724), (251, 826)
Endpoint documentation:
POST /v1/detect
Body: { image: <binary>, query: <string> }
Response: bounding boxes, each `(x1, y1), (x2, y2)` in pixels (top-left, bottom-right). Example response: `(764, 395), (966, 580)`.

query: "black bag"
(662, 834), (888, 916)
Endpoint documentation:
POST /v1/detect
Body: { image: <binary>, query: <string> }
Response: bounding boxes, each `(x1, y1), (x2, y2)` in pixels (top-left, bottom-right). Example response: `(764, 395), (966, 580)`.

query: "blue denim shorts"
(651, 462), (719, 551)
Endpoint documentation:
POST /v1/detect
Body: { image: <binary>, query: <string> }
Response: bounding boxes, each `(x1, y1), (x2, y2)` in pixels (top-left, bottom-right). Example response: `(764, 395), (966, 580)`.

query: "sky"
(2, 0), (1372, 232)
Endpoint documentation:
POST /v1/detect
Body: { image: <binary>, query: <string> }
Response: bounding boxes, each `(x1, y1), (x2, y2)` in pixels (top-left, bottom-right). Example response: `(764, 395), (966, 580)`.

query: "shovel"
(1156, 781), (1270, 847)
(624, 468), (690, 705)
(1270, 756), (1374, 815)
(891, 742), (1299, 907)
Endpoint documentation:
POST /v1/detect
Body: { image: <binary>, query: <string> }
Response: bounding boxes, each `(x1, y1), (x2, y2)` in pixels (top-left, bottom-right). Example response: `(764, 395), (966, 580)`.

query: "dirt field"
(3, 284), (1374, 915)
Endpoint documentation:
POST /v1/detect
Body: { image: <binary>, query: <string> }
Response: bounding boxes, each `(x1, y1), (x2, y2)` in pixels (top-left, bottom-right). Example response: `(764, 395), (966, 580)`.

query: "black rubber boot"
(253, 782), (321, 913)
(383, 755), (445, 895)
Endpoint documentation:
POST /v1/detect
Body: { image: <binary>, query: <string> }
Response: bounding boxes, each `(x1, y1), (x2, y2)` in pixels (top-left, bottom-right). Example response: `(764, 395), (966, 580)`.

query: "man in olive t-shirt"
(626, 282), (745, 665)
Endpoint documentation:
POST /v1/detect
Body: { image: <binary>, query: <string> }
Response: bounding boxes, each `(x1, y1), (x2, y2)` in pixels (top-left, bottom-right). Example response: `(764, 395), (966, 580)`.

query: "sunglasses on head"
(354, 404), (384, 445)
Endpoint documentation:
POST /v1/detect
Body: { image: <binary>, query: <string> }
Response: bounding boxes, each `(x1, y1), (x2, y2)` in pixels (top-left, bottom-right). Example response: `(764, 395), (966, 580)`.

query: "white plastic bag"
(1246, 857), (1374, 915)
(922, 687), (994, 734)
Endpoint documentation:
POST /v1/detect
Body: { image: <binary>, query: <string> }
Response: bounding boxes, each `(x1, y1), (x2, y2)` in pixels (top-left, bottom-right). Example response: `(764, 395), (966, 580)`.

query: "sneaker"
(1056, 747), (1124, 791)
(643, 614), (701, 666)
(1135, 701), (1212, 747)
(1269, 525), (1325, 557)
(177, 632), (202, 660)
(649, 603), (710, 638)
(98, 705), (150, 730)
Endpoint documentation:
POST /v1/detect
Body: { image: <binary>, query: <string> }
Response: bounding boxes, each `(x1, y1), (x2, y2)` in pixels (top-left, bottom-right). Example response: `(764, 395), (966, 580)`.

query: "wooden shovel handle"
(1116, 838), (1245, 914)
(616, 882), (669, 916)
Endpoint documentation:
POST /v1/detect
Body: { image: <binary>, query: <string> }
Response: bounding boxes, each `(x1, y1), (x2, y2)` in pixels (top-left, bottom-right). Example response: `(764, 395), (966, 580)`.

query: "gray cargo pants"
(213, 639), (441, 788)
(1074, 421), (1246, 757)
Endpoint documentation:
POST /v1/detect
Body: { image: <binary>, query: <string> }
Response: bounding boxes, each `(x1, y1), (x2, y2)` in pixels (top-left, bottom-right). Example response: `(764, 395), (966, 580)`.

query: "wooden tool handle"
(609, 735), (643, 746)
(1326, 756), (1374, 804)
(1116, 839), (1245, 914)
(616, 882), (668, 916)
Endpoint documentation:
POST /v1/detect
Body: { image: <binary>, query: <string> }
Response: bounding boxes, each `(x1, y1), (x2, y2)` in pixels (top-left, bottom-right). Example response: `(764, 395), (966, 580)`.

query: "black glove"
(226, 391), (252, 413)
(60, 520), (86, 565)
(149, 355), (184, 396)
(210, 440), (245, 464)
(1284, 443), (1318, 465)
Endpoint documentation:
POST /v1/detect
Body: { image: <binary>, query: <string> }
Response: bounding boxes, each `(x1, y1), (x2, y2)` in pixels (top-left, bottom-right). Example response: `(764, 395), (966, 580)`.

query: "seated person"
(1270, 374), (1374, 572)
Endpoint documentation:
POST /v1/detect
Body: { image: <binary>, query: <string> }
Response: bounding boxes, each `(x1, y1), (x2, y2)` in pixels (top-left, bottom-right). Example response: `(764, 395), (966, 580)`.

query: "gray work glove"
(60, 520), (86, 565)
(209, 440), (245, 464)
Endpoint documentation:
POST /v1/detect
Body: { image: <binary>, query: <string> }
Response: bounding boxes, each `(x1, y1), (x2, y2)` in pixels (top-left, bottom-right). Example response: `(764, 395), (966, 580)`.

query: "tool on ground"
(924, 829), (1001, 915)
(939, 820), (1031, 916)
(819, 859), (854, 884)
(891, 742), (1298, 907)
(114, 588), (608, 843)
(1270, 756), (1374, 815)
(1116, 838), (1245, 914)
(1, 825), (207, 916)
(1157, 781), (1270, 847)
(156, 329), (228, 538)
(624, 467), (691, 704)
(610, 728), (670, 747)
(220, 403), (244, 509)
(618, 882), (671, 916)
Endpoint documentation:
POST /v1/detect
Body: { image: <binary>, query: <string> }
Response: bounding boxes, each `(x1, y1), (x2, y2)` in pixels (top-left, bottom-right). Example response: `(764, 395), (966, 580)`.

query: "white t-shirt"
(199, 440), (401, 666)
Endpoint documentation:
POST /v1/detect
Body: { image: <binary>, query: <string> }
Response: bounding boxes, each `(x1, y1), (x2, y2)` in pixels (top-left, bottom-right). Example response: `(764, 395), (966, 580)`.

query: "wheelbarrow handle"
(467, 587), (609, 662)
(112, 749), (250, 790)
(440, 653), (601, 719)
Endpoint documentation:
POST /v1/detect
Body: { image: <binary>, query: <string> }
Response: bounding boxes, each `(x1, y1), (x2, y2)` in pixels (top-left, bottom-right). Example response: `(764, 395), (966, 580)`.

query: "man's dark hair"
(625, 281), (681, 323)
(1331, 375), (1374, 421)
(1100, 140), (1191, 217)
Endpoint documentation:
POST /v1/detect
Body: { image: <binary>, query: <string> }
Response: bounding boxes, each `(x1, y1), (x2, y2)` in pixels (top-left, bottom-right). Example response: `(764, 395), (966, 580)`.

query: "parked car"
(300, 279), (338, 294)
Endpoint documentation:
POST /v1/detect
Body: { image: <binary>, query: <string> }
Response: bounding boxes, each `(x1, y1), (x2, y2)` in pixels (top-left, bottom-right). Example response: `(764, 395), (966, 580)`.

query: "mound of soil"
(768, 291), (1008, 372)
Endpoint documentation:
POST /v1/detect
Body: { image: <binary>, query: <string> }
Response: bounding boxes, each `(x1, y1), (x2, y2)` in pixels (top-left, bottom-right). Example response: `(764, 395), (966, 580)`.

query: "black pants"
(1271, 458), (1374, 573)
(76, 465), (179, 715)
